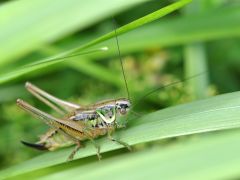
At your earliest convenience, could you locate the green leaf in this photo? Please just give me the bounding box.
[70,0,192,52]
[40,130,240,180]
[0,0,192,85]
[114,5,240,53]
[36,4,240,66]
[0,0,148,67]
[184,43,209,99]
[1,91,240,179]
[0,47,108,84]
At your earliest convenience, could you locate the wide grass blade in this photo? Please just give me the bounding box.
[0,0,192,85]
[1,91,240,179]
[0,0,148,67]
[40,130,240,180]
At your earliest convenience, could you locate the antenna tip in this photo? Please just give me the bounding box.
[101,46,109,51]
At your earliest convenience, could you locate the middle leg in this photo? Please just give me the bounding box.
[107,128,132,151]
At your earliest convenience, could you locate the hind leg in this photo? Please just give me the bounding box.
[21,128,74,151]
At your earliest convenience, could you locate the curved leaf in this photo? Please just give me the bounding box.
[1,91,240,179]
[0,0,147,66]
[40,130,240,180]
[0,0,192,84]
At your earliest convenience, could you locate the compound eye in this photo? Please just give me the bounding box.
[120,108,127,115]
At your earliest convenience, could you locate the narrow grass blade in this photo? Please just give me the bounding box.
[183,0,209,100]
[66,60,123,88]
[105,5,240,55]
[0,47,107,84]
[184,43,209,99]
[68,0,192,53]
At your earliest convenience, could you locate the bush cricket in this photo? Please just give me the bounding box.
[17,20,132,161]
[17,83,131,160]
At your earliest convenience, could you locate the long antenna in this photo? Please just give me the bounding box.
[132,71,207,109]
[112,17,131,101]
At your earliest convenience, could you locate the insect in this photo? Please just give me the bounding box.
[17,20,132,161]
[17,82,131,160]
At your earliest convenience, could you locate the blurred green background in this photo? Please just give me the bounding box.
[0,0,240,179]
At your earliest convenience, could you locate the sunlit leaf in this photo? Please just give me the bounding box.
[1,91,240,179]
[0,0,192,84]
